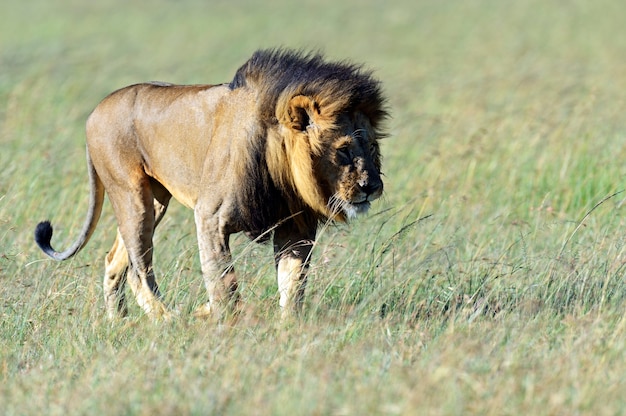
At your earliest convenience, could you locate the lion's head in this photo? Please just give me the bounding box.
[231,49,388,226]
[278,95,384,221]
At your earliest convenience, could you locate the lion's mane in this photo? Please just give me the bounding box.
[226,49,387,239]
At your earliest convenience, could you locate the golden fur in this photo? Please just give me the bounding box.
[35,49,388,320]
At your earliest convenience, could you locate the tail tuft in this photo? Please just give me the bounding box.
[35,221,55,255]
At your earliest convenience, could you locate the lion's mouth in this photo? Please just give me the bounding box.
[342,200,371,219]
[328,195,373,219]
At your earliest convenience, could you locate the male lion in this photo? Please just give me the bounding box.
[35,49,387,321]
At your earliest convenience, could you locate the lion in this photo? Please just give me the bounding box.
[35,49,388,321]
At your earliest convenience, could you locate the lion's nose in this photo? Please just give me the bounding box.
[359,175,383,200]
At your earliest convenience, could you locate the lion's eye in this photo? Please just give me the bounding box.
[337,147,352,163]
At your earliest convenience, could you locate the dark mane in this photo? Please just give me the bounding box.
[229,49,388,239]
[229,49,388,131]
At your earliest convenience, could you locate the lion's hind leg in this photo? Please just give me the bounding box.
[104,229,129,319]
[105,177,172,320]
[103,196,170,320]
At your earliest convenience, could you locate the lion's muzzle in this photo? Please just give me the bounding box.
[337,169,383,219]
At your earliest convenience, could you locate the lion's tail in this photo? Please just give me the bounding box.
[35,148,105,261]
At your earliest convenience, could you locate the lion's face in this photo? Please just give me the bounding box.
[313,112,383,220]
[276,94,384,222]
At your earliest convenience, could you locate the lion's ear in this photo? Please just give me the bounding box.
[282,95,320,132]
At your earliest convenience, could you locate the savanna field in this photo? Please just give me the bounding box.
[1,0,625,414]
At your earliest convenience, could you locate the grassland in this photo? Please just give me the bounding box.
[1,0,625,414]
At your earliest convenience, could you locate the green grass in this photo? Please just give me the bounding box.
[2,0,626,414]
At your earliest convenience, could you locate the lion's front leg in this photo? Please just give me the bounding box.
[273,226,315,320]
[194,211,239,321]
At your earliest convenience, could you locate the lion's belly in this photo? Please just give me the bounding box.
[144,163,200,209]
